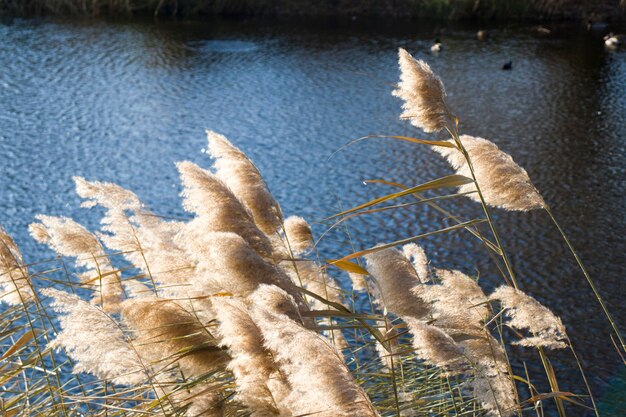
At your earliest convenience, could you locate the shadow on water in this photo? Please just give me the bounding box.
[0,15,625,415]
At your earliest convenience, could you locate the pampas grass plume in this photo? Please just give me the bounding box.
[177,160,273,258]
[121,297,229,376]
[0,227,34,305]
[404,318,467,371]
[213,297,286,416]
[393,48,450,133]
[434,135,546,211]
[283,216,314,255]
[29,215,123,311]
[191,231,298,300]
[44,288,147,385]
[74,176,141,210]
[206,131,283,235]
[402,243,430,283]
[348,271,368,292]
[414,268,490,332]
[365,247,429,319]
[490,285,567,349]
[471,366,517,417]
[250,284,380,417]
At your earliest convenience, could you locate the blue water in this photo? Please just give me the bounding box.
[1,16,624,415]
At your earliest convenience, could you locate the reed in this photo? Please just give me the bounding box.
[0,47,621,417]
[0,0,621,19]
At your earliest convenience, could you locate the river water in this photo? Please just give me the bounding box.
[0,16,624,415]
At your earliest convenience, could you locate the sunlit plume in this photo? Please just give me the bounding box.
[0,227,34,305]
[206,131,283,235]
[250,284,381,417]
[490,285,568,349]
[393,48,450,133]
[402,243,430,283]
[214,297,288,416]
[73,176,189,293]
[44,288,147,385]
[365,247,429,319]
[433,135,546,211]
[29,215,123,312]
[414,268,490,333]
[176,160,273,258]
[375,324,402,370]
[348,271,368,292]
[189,231,301,304]
[285,259,348,348]
[404,318,467,371]
[282,215,314,256]
[121,297,229,377]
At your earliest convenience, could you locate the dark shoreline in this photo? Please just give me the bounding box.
[1,0,625,22]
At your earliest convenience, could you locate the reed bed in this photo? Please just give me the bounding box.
[0,0,623,19]
[0,48,623,417]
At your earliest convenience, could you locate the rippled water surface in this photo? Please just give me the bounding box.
[1,16,625,415]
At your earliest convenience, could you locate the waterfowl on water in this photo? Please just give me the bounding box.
[604,33,624,49]
[502,61,512,70]
[532,26,551,36]
[477,30,489,41]
[430,38,442,53]
[586,19,608,32]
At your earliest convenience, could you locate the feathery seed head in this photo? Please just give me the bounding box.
[177,161,273,258]
[412,269,490,361]
[490,286,567,349]
[471,365,517,417]
[348,271,368,292]
[283,216,314,255]
[393,48,450,133]
[191,231,296,299]
[213,297,285,415]
[433,135,546,211]
[206,131,283,235]
[121,297,229,376]
[376,325,402,370]
[250,284,381,417]
[28,222,50,244]
[365,247,429,319]
[44,288,147,385]
[31,216,105,262]
[30,215,123,312]
[74,176,142,210]
[404,318,467,371]
[402,243,430,283]
[251,284,301,322]
[0,227,34,305]
[287,260,345,309]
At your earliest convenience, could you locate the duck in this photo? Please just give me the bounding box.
[604,33,624,49]
[430,38,443,53]
[532,26,551,36]
[477,30,489,41]
[586,19,609,32]
[502,61,513,70]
